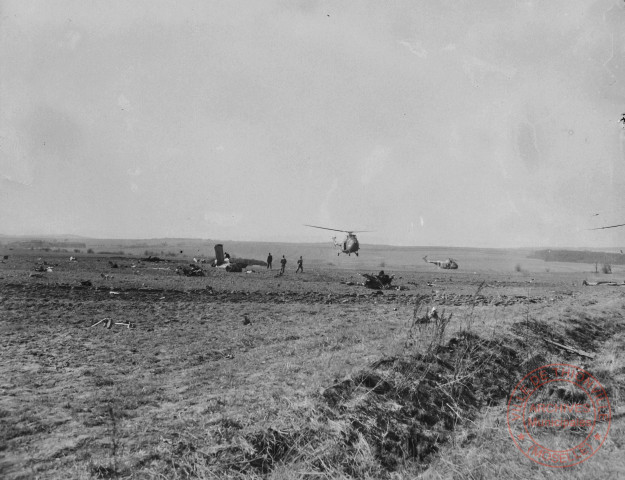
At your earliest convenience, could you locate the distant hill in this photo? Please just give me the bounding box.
[529,249,625,265]
[6,239,87,249]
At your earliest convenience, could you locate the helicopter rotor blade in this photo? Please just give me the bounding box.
[305,224,373,234]
[304,224,352,234]
[588,222,625,231]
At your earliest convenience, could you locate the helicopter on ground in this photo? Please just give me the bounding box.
[423,255,458,269]
[305,225,369,256]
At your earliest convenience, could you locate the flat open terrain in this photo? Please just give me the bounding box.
[1,245,624,479]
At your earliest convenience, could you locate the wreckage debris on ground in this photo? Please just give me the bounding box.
[141,256,167,262]
[90,317,135,329]
[176,264,206,277]
[225,262,247,272]
[582,279,625,286]
[361,271,395,289]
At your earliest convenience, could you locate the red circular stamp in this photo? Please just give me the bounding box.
[507,363,611,467]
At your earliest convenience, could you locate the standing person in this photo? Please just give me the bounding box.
[296,256,303,273]
[280,255,287,274]
[267,253,273,270]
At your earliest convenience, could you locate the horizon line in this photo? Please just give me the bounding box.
[0,233,623,251]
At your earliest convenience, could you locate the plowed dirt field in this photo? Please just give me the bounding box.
[1,251,624,479]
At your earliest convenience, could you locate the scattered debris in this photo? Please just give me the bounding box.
[80,280,93,287]
[90,318,134,329]
[108,261,119,268]
[193,257,210,264]
[142,256,165,262]
[225,263,246,273]
[582,279,625,286]
[33,265,53,273]
[413,306,441,324]
[362,271,395,289]
[423,255,458,269]
[543,339,595,359]
[176,264,205,277]
[211,255,247,272]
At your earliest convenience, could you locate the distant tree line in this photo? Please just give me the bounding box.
[8,240,87,249]
[530,249,625,266]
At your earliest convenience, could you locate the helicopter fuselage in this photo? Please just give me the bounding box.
[333,234,359,256]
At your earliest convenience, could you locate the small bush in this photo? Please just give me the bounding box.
[514,263,522,272]
[87,248,94,254]
[602,263,612,274]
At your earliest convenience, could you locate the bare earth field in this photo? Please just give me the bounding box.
[1,246,624,479]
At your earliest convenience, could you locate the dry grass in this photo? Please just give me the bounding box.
[420,328,625,480]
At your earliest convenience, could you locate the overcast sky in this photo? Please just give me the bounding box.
[1,0,624,247]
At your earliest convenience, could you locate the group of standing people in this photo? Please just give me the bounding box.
[266,253,303,274]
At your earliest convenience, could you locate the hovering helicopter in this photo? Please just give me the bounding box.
[305,224,370,256]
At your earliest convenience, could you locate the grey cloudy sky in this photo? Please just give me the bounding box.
[1,0,624,247]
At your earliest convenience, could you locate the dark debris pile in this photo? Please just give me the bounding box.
[175,264,205,277]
